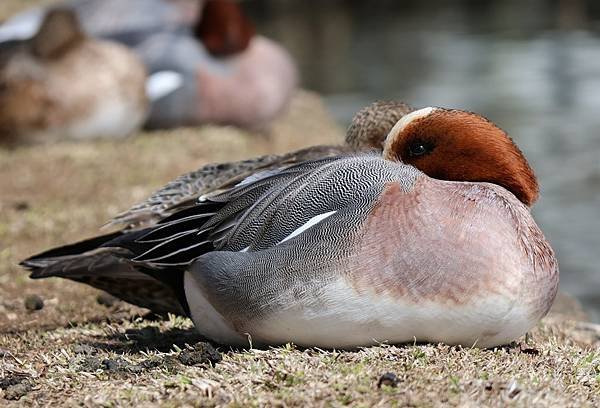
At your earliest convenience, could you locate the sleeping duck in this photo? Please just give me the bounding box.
[22,102,558,348]
[0,8,147,145]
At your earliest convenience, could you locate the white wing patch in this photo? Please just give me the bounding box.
[146,71,184,101]
[278,211,337,245]
[0,12,43,43]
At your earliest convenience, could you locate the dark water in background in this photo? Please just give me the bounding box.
[247,0,600,320]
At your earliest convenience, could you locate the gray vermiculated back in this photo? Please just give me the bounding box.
[189,155,421,320]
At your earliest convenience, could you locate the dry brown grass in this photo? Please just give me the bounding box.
[1,1,599,406]
[0,312,598,406]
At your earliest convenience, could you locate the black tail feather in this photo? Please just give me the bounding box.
[18,201,225,316]
[19,230,189,316]
[20,231,124,270]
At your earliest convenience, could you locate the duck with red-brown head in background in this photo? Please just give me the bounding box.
[141,0,298,129]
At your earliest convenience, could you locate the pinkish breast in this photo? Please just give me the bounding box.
[343,176,558,321]
[196,36,298,128]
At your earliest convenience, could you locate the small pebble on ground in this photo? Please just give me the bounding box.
[377,372,399,388]
[96,293,118,307]
[178,342,222,366]
[24,294,44,311]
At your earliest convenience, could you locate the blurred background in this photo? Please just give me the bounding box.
[0,0,598,322]
[242,0,600,321]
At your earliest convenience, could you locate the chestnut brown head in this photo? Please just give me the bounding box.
[194,0,255,57]
[383,107,539,206]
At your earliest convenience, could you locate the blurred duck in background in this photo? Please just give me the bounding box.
[142,0,298,129]
[0,0,298,133]
[0,0,202,44]
[0,8,148,146]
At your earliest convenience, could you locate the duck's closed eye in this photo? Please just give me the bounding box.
[407,139,434,157]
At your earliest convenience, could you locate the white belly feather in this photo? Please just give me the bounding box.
[185,273,536,348]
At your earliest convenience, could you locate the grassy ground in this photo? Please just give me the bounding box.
[1,2,599,406]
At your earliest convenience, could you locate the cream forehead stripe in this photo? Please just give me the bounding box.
[383,107,436,159]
